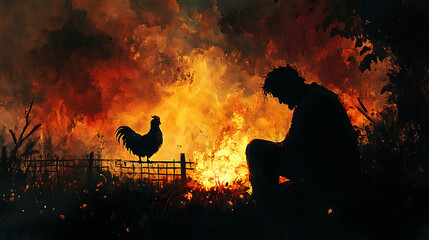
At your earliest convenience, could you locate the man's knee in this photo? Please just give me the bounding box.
[246,139,269,158]
[246,139,267,174]
[246,139,282,174]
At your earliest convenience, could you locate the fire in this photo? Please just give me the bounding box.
[192,112,250,188]
[0,0,392,189]
[149,48,290,189]
[279,176,290,184]
[183,192,193,201]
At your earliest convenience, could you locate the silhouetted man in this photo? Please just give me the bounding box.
[246,66,360,212]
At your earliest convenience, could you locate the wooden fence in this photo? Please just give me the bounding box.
[0,146,194,184]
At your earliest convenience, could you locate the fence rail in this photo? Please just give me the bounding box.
[0,147,193,184]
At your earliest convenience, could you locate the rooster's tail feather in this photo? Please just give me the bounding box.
[115,126,141,154]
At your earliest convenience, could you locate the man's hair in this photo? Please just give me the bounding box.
[262,65,305,96]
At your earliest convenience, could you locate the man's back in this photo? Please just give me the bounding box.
[246,66,361,217]
[283,83,359,184]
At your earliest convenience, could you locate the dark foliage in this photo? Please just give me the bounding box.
[5,101,41,181]
[0,168,260,240]
[325,0,429,143]
[324,5,429,237]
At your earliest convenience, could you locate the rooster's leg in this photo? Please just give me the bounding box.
[138,156,142,163]
[146,156,151,163]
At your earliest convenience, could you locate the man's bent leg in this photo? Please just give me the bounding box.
[246,139,282,205]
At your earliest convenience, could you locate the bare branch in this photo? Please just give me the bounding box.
[21,123,42,145]
[8,101,40,162]
[356,105,374,123]
[357,97,368,113]
[9,129,17,145]
[17,101,33,145]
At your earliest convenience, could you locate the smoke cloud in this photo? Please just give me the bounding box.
[0,0,391,187]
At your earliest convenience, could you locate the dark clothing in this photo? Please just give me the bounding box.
[282,83,359,182]
[246,83,359,206]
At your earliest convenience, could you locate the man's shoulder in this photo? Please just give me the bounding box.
[309,82,336,97]
[295,83,341,115]
[303,83,337,104]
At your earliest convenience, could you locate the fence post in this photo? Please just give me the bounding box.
[56,158,59,183]
[157,164,160,185]
[132,163,135,178]
[1,146,7,177]
[61,157,65,178]
[180,153,187,181]
[165,162,168,182]
[119,159,122,178]
[147,161,150,180]
[87,152,94,182]
[172,159,176,180]
[44,157,47,175]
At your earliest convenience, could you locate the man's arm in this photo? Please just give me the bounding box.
[281,93,334,153]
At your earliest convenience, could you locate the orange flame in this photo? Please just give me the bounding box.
[0,0,392,190]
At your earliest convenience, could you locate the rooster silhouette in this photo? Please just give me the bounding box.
[116,115,163,163]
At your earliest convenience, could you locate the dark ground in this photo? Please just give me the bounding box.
[1,168,429,240]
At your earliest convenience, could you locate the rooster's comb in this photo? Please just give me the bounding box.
[152,115,160,120]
